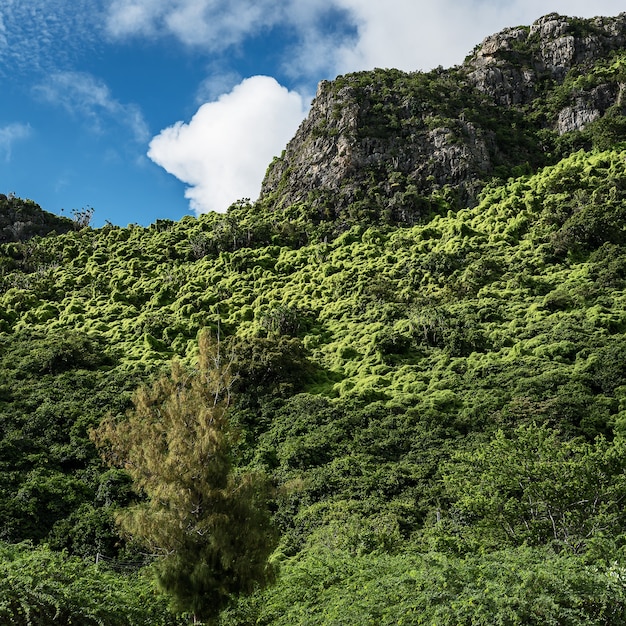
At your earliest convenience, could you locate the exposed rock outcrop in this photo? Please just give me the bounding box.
[259,13,626,226]
[467,13,626,103]
[0,196,73,243]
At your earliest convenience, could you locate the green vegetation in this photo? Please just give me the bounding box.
[93,332,277,623]
[3,147,626,623]
[0,541,183,625]
[5,19,626,621]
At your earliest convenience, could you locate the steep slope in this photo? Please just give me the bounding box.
[4,11,626,626]
[3,150,626,623]
[260,13,626,229]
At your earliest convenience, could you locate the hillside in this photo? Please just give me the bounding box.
[3,12,626,626]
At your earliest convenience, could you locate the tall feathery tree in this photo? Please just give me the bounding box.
[92,332,277,624]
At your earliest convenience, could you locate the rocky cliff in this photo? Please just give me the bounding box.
[0,195,73,243]
[259,13,626,227]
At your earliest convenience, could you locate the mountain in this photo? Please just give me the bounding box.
[261,12,626,228]
[3,12,626,626]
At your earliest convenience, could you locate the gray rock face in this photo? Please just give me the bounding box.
[261,74,495,219]
[0,196,74,243]
[467,13,626,103]
[276,81,359,204]
[557,83,620,134]
[260,13,626,222]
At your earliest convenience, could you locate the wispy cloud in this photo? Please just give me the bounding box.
[0,0,102,75]
[33,71,150,143]
[3,0,624,82]
[0,123,31,161]
[148,76,307,214]
[106,0,283,48]
[104,0,626,81]
[195,70,243,105]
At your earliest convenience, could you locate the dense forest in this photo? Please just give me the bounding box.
[4,12,626,626]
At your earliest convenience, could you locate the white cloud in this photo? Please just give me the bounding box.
[106,0,283,48]
[0,0,101,75]
[0,123,31,161]
[330,0,497,73]
[104,1,626,79]
[330,0,626,74]
[147,75,308,214]
[104,0,165,37]
[34,71,149,143]
[0,14,8,51]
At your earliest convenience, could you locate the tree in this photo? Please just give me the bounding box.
[92,332,278,624]
[442,424,626,554]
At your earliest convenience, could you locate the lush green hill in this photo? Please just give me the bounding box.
[4,13,626,626]
[4,148,626,623]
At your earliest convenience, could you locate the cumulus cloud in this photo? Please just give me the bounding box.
[0,123,31,161]
[147,76,308,214]
[34,71,149,142]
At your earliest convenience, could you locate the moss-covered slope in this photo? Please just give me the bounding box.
[3,149,626,623]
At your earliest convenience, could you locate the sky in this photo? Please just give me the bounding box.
[0,1,625,227]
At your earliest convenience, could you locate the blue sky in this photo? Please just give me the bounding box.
[1,0,625,227]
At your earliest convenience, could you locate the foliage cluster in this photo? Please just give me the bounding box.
[0,541,183,625]
[3,147,626,621]
[223,546,626,625]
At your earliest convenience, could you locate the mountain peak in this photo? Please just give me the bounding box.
[259,13,626,231]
